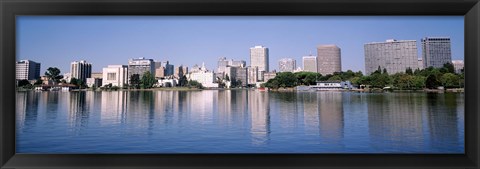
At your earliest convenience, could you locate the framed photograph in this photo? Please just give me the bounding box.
[1,0,479,168]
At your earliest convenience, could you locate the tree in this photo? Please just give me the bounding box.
[441,73,460,88]
[70,78,78,85]
[275,72,298,88]
[393,73,414,89]
[443,62,455,74]
[382,68,388,75]
[350,76,361,86]
[188,80,203,89]
[405,67,413,75]
[178,75,188,87]
[129,74,140,89]
[369,73,391,88]
[140,71,156,89]
[328,75,342,81]
[17,79,31,87]
[76,79,86,89]
[426,74,441,89]
[377,66,382,73]
[225,74,230,81]
[34,78,43,85]
[412,76,426,89]
[45,67,63,84]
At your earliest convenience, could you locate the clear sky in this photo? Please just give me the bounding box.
[17,16,464,75]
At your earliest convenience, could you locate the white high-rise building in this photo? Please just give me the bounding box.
[302,56,317,73]
[422,37,452,68]
[102,65,128,87]
[16,60,41,80]
[70,60,92,82]
[364,39,418,75]
[317,45,341,76]
[250,46,269,82]
[278,58,296,72]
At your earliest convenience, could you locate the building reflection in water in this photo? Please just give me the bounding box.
[367,93,425,151]
[100,91,128,125]
[275,92,299,130]
[317,92,344,148]
[248,90,270,145]
[301,92,320,135]
[426,93,460,151]
[68,92,90,132]
[188,91,216,124]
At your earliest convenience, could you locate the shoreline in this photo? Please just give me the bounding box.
[18,87,464,93]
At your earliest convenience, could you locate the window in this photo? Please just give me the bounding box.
[107,73,116,80]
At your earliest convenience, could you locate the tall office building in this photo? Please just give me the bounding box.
[317,45,341,75]
[162,61,174,76]
[452,60,464,74]
[422,37,452,68]
[364,39,418,75]
[128,57,154,82]
[278,58,296,72]
[70,60,92,82]
[16,60,41,80]
[302,56,317,73]
[250,45,269,73]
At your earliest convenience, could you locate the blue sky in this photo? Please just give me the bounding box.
[17,16,464,74]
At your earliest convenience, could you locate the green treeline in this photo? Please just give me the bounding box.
[263,63,464,90]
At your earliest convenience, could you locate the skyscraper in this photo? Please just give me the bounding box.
[302,55,317,73]
[278,58,296,72]
[128,57,154,82]
[16,60,41,80]
[162,61,174,76]
[422,37,452,68]
[317,45,341,75]
[250,45,269,73]
[364,39,418,75]
[70,60,92,82]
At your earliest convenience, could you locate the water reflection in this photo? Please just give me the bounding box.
[16,90,464,153]
[318,92,344,149]
[248,90,270,145]
[426,93,460,152]
[367,93,425,152]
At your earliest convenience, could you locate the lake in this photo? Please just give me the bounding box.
[16,90,464,153]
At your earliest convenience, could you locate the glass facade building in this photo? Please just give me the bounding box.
[421,37,452,68]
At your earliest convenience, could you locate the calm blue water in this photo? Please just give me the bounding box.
[16,90,464,153]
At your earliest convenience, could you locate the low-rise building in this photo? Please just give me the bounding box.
[86,78,103,88]
[309,81,352,91]
[157,78,178,87]
[452,60,464,74]
[187,63,219,88]
[263,71,277,82]
[102,65,128,87]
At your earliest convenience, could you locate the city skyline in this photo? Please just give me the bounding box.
[17,16,464,74]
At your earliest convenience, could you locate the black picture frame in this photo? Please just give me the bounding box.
[1,0,479,168]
